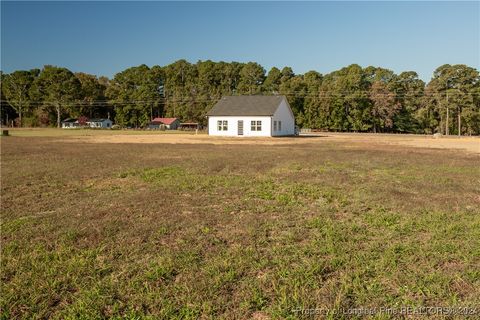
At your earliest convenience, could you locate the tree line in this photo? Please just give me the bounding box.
[1,61,479,134]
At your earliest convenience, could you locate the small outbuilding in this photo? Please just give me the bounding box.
[87,118,113,128]
[148,117,180,130]
[206,95,295,137]
[179,122,201,131]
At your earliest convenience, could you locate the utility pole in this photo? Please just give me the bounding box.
[445,74,462,136]
[456,89,462,136]
[458,106,461,136]
[446,90,449,136]
[445,78,452,136]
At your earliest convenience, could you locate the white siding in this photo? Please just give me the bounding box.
[271,98,295,136]
[207,97,295,137]
[208,116,272,137]
[87,120,113,128]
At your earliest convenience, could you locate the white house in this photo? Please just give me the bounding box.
[206,95,295,137]
[61,118,80,128]
[87,118,113,128]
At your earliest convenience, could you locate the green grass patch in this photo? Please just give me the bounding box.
[2,137,479,319]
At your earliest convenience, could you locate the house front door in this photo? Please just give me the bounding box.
[238,120,244,135]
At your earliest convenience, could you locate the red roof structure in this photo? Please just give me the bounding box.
[151,117,178,125]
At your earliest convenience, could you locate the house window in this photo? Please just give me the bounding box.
[274,121,277,131]
[217,120,228,131]
[278,121,282,131]
[251,120,262,131]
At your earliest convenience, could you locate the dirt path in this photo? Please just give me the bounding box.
[60,132,480,154]
[323,133,480,154]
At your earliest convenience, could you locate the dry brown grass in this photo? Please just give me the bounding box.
[70,133,480,154]
[6,128,480,154]
[1,132,479,319]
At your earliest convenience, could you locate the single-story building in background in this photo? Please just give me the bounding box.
[206,95,295,137]
[62,118,113,129]
[87,118,113,128]
[61,118,80,128]
[179,122,201,130]
[148,117,180,130]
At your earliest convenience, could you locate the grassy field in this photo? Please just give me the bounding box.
[1,131,479,319]
[3,128,194,137]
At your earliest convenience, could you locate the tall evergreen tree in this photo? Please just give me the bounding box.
[263,67,282,94]
[1,69,39,126]
[424,64,479,135]
[30,66,81,128]
[238,62,265,94]
[391,72,425,133]
[3,60,478,132]
[75,72,108,118]
[106,64,163,127]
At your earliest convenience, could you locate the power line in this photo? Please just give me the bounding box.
[2,90,479,107]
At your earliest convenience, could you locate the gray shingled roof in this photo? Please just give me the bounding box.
[206,95,285,116]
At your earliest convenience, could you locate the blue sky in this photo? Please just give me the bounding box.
[1,1,479,81]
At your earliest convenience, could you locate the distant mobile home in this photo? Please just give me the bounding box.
[206,95,295,137]
[87,119,113,128]
[62,118,112,129]
[61,118,80,129]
